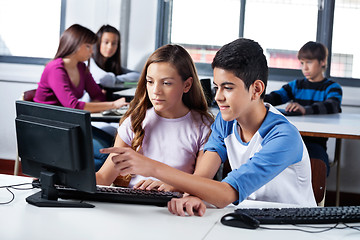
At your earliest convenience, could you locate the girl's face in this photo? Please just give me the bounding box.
[146,62,192,118]
[76,43,93,62]
[100,32,119,58]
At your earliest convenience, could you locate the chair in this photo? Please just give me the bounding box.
[310,158,327,206]
[14,89,37,175]
[220,157,327,206]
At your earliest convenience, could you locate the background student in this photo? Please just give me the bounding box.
[33,24,128,171]
[264,41,343,175]
[96,44,213,189]
[100,38,316,216]
[87,24,140,137]
[90,24,140,88]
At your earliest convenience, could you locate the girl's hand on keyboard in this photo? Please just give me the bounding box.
[168,196,206,217]
[134,179,175,192]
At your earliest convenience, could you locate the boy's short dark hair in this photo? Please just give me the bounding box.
[297,41,328,69]
[211,38,268,99]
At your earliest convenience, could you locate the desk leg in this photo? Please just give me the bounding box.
[335,138,342,206]
[14,154,19,176]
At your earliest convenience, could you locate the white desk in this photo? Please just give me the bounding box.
[288,113,360,206]
[1,174,359,240]
[0,174,228,240]
[287,113,360,139]
[114,87,136,97]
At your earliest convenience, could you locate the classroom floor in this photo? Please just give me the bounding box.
[1,158,360,206]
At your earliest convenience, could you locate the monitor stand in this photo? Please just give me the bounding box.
[26,171,94,208]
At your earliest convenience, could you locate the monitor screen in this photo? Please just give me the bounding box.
[15,100,96,207]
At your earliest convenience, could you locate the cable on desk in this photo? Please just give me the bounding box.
[0,182,33,205]
[343,223,360,232]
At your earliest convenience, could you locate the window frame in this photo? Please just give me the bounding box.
[0,0,66,65]
[156,0,360,87]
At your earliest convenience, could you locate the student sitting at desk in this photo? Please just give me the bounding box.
[264,41,343,176]
[33,24,128,171]
[96,44,213,189]
[87,25,140,138]
[90,24,140,88]
[100,38,317,216]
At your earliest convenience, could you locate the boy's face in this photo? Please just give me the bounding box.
[299,58,325,82]
[213,67,253,122]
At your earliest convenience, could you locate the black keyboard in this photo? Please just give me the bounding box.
[236,206,360,224]
[56,185,183,207]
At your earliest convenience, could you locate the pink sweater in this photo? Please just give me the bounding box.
[34,58,105,109]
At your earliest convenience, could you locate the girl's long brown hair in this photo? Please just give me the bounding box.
[54,24,97,66]
[120,44,214,151]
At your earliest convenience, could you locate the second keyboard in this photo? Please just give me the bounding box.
[236,206,360,224]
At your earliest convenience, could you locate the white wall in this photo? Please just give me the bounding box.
[127,0,158,72]
[0,63,43,160]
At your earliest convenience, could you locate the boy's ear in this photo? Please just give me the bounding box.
[183,77,193,93]
[251,80,265,100]
[320,60,326,69]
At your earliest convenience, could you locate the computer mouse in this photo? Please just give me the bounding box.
[221,212,260,229]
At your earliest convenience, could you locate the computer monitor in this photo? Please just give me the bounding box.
[15,100,96,208]
[200,78,214,107]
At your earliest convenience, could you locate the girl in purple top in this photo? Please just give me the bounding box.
[33,24,128,171]
[34,24,127,113]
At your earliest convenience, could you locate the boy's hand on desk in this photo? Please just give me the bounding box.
[134,179,175,192]
[100,147,155,177]
[285,102,305,115]
[168,196,206,217]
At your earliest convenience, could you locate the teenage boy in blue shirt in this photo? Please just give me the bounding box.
[264,41,343,176]
[101,38,316,216]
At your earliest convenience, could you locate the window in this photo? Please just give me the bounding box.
[171,0,240,64]
[167,0,318,71]
[0,0,63,63]
[332,0,360,79]
[244,0,318,70]
[160,0,360,84]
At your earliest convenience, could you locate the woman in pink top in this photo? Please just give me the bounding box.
[34,24,127,113]
[34,24,128,171]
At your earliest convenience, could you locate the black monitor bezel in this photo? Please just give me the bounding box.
[15,100,96,207]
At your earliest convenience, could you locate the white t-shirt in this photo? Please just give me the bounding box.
[89,58,140,87]
[205,103,316,207]
[118,107,211,187]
